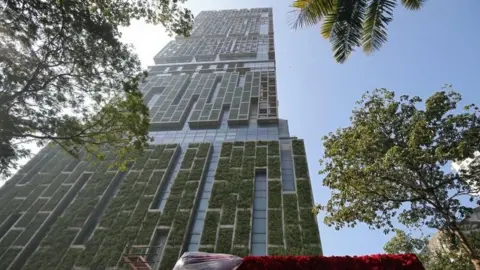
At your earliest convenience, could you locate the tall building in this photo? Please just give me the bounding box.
[0,8,322,270]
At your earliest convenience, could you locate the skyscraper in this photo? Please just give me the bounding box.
[0,8,322,270]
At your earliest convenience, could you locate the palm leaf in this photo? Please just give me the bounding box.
[329,0,368,63]
[290,0,336,29]
[401,0,427,10]
[320,1,339,39]
[362,0,396,54]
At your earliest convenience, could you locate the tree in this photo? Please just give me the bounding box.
[384,229,479,270]
[290,0,427,63]
[317,87,480,269]
[0,0,193,179]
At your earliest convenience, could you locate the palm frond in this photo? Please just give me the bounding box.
[290,0,336,29]
[320,1,339,39]
[329,0,368,63]
[401,0,427,10]
[362,0,396,54]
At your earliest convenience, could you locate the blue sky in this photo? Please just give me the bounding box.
[124,0,480,256]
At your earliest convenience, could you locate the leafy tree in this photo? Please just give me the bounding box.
[290,0,427,63]
[384,229,480,270]
[0,0,193,178]
[317,87,480,269]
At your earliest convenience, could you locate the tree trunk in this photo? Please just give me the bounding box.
[451,226,480,270]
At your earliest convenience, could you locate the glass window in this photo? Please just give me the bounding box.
[193,221,203,233]
[254,198,267,209]
[188,243,199,252]
[254,210,266,218]
[255,190,266,198]
[190,234,201,244]
[253,218,267,233]
[196,211,206,219]
[283,181,295,191]
[252,243,266,256]
[252,233,266,243]
[199,198,209,210]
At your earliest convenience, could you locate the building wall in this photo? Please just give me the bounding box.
[0,8,321,270]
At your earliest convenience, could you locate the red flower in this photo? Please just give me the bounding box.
[237,254,424,270]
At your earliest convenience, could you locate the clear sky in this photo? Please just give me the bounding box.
[5,0,480,257]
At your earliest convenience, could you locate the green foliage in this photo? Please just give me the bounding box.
[268,181,282,208]
[167,211,189,246]
[182,149,197,169]
[257,141,267,146]
[220,195,237,225]
[255,147,267,167]
[234,210,251,246]
[157,148,177,169]
[268,157,281,179]
[299,209,320,245]
[179,181,199,209]
[267,141,280,156]
[269,247,287,255]
[244,142,256,156]
[296,180,313,207]
[150,145,166,159]
[283,194,299,224]
[238,180,253,208]
[230,148,244,167]
[285,224,302,249]
[319,88,480,268]
[201,211,220,245]
[144,160,158,171]
[144,170,165,196]
[291,0,424,63]
[269,210,284,245]
[197,143,211,158]
[210,182,227,209]
[216,228,234,253]
[215,159,230,180]
[232,247,249,257]
[241,157,255,179]
[293,156,308,179]
[159,247,181,270]
[220,143,233,157]
[292,139,306,156]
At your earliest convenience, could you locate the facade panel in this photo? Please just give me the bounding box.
[0,8,321,270]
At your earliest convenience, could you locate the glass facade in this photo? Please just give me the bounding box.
[0,8,321,270]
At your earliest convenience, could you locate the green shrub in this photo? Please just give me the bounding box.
[267,157,281,179]
[268,181,281,209]
[232,247,249,257]
[157,149,176,169]
[296,180,313,207]
[216,228,233,253]
[189,169,203,181]
[255,147,267,167]
[144,160,158,171]
[179,181,199,209]
[201,211,219,245]
[244,142,256,156]
[167,211,189,246]
[292,139,306,156]
[215,159,230,180]
[138,170,153,183]
[268,210,284,245]
[234,210,250,246]
[182,149,197,169]
[197,143,211,158]
[230,148,244,168]
[159,247,180,270]
[166,144,178,149]
[144,171,165,196]
[269,247,286,255]
[285,224,302,250]
[238,181,253,208]
[56,248,81,270]
[0,230,22,247]
[283,194,299,225]
[150,145,166,159]
[209,182,227,208]
[199,247,215,253]
[193,158,206,170]
[294,156,308,179]
[267,141,280,156]
[299,209,320,245]
[220,143,233,157]
[257,141,267,146]
[302,245,322,255]
[220,194,237,225]
[241,157,255,179]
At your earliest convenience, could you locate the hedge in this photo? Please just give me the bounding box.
[291,139,306,156]
[216,228,233,253]
[201,211,219,245]
[296,180,313,207]
[294,156,308,179]
[267,157,281,179]
[237,254,425,270]
[268,210,284,245]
